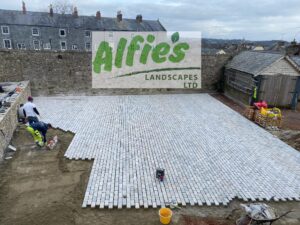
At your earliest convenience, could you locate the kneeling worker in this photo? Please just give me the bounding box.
[27,121,53,147]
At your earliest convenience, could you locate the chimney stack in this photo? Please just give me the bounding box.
[117,10,122,22]
[73,7,78,18]
[136,14,142,23]
[49,4,53,17]
[96,11,101,20]
[22,1,26,14]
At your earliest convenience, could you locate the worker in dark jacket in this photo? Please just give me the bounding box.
[27,121,52,146]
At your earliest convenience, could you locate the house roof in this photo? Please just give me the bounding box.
[226,51,284,75]
[0,9,166,31]
[202,48,219,55]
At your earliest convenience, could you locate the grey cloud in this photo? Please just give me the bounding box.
[1,0,300,40]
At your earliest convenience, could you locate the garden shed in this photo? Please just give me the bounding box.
[224,51,300,109]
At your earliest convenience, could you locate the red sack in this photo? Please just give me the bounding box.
[254,101,268,109]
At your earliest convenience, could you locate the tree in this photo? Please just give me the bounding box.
[51,0,74,14]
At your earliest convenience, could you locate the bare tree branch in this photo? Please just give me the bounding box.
[51,0,74,14]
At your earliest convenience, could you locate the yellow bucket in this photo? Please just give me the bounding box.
[159,208,173,224]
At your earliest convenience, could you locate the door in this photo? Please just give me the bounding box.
[259,75,298,107]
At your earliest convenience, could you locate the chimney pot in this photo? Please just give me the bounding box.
[136,14,142,23]
[73,6,78,17]
[22,1,26,14]
[96,11,101,20]
[117,10,122,22]
[49,4,53,17]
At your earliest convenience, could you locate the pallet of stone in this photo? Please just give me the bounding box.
[243,106,255,120]
[254,110,282,128]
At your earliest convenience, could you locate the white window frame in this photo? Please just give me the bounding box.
[43,43,51,50]
[33,40,40,50]
[72,44,78,50]
[60,41,67,51]
[59,29,66,37]
[32,28,40,36]
[3,39,12,49]
[85,42,91,51]
[85,30,91,37]
[1,26,9,35]
[17,43,26,50]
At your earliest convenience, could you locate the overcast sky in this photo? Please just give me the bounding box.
[1,0,300,41]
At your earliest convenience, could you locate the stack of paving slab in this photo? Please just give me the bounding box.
[35,94,300,209]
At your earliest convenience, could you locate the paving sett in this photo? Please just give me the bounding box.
[35,94,300,209]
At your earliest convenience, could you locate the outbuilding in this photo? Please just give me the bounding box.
[224,51,300,109]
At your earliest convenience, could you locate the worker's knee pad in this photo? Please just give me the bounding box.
[34,131,43,143]
[34,130,42,138]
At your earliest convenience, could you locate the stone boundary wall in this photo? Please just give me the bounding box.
[0,50,232,96]
[0,81,31,160]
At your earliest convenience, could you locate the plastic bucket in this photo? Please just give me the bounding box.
[159,208,172,224]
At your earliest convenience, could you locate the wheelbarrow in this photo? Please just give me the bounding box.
[236,210,293,225]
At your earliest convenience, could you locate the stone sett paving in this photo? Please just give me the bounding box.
[35,94,300,209]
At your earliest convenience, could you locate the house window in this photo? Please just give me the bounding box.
[1,26,9,35]
[85,30,91,37]
[60,41,67,50]
[32,28,39,36]
[17,43,26,50]
[43,43,51,50]
[33,40,40,50]
[85,42,91,51]
[59,29,66,37]
[72,44,78,50]
[3,39,12,49]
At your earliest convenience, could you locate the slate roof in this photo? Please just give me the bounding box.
[0,9,166,31]
[226,51,284,75]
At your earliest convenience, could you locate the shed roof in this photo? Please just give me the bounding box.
[0,9,166,31]
[226,51,284,75]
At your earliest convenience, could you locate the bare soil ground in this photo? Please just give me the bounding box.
[211,93,300,151]
[0,125,237,225]
[182,216,229,225]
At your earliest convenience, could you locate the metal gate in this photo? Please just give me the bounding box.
[258,75,298,107]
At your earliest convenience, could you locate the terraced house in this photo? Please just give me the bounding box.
[0,3,166,51]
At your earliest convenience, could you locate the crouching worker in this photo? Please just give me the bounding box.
[26,122,53,147]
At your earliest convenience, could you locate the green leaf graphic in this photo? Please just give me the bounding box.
[171,32,180,43]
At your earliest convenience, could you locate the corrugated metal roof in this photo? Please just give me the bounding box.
[226,51,283,75]
[0,9,166,31]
